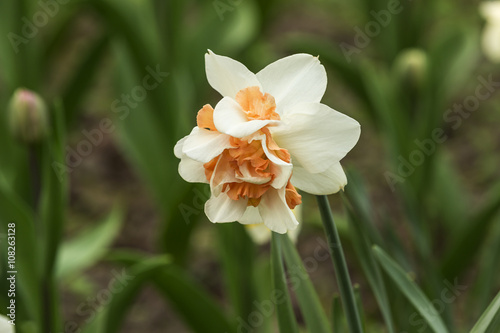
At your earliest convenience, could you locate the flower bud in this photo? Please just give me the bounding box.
[8,88,49,144]
[393,49,428,93]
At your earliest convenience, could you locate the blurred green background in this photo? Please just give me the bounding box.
[0,0,500,332]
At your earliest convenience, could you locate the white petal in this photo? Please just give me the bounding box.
[482,24,500,63]
[182,127,232,163]
[480,2,500,21]
[178,157,208,183]
[239,206,263,224]
[205,192,247,223]
[272,103,360,174]
[174,136,187,158]
[0,314,13,333]
[256,54,327,115]
[291,162,347,195]
[205,50,261,98]
[258,188,299,234]
[213,97,279,138]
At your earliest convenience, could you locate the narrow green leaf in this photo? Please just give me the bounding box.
[61,34,110,126]
[107,250,237,333]
[354,285,366,332]
[442,183,500,280]
[331,294,345,333]
[271,233,299,333]
[344,200,395,333]
[0,180,41,325]
[470,290,500,333]
[217,223,258,319]
[281,236,331,333]
[373,246,449,333]
[56,206,123,279]
[41,100,67,274]
[153,266,237,333]
[104,255,171,333]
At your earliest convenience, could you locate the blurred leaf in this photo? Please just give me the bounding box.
[41,101,67,275]
[345,204,395,333]
[217,223,258,319]
[154,266,237,333]
[470,290,500,333]
[473,219,500,316]
[0,179,41,325]
[427,154,467,235]
[108,250,237,333]
[104,255,171,333]
[38,100,67,333]
[361,61,409,158]
[61,34,111,126]
[373,246,449,333]
[354,285,366,332]
[56,205,123,279]
[429,27,480,107]
[281,236,331,333]
[441,183,500,280]
[271,233,299,333]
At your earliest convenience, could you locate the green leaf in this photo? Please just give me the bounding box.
[441,183,500,280]
[354,285,366,332]
[61,34,111,126]
[107,250,237,333]
[373,246,449,333]
[56,206,123,279]
[281,236,331,333]
[153,266,237,333]
[0,179,41,325]
[331,294,346,333]
[104,255,171,333]
[217,223,258,319]
[271,233,299,333]
[470,290,500,333]
[345,206,395,333]
[41,100,67,274]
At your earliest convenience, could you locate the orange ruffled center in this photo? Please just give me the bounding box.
[198,87,301,209]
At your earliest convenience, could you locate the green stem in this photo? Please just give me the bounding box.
[316,195,363,333]
[29,146,52,333]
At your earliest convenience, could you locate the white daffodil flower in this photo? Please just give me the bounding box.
[175,50,360,234]
[480,1,500,63]
[0,314,14,333]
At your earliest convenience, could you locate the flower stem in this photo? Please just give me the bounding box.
[316,195,363,333]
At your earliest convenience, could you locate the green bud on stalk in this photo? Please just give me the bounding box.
[393,48,428,93]
[8,88,49,144]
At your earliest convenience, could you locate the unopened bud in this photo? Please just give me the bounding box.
[393,49,428,93]
[8,88,48,144]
